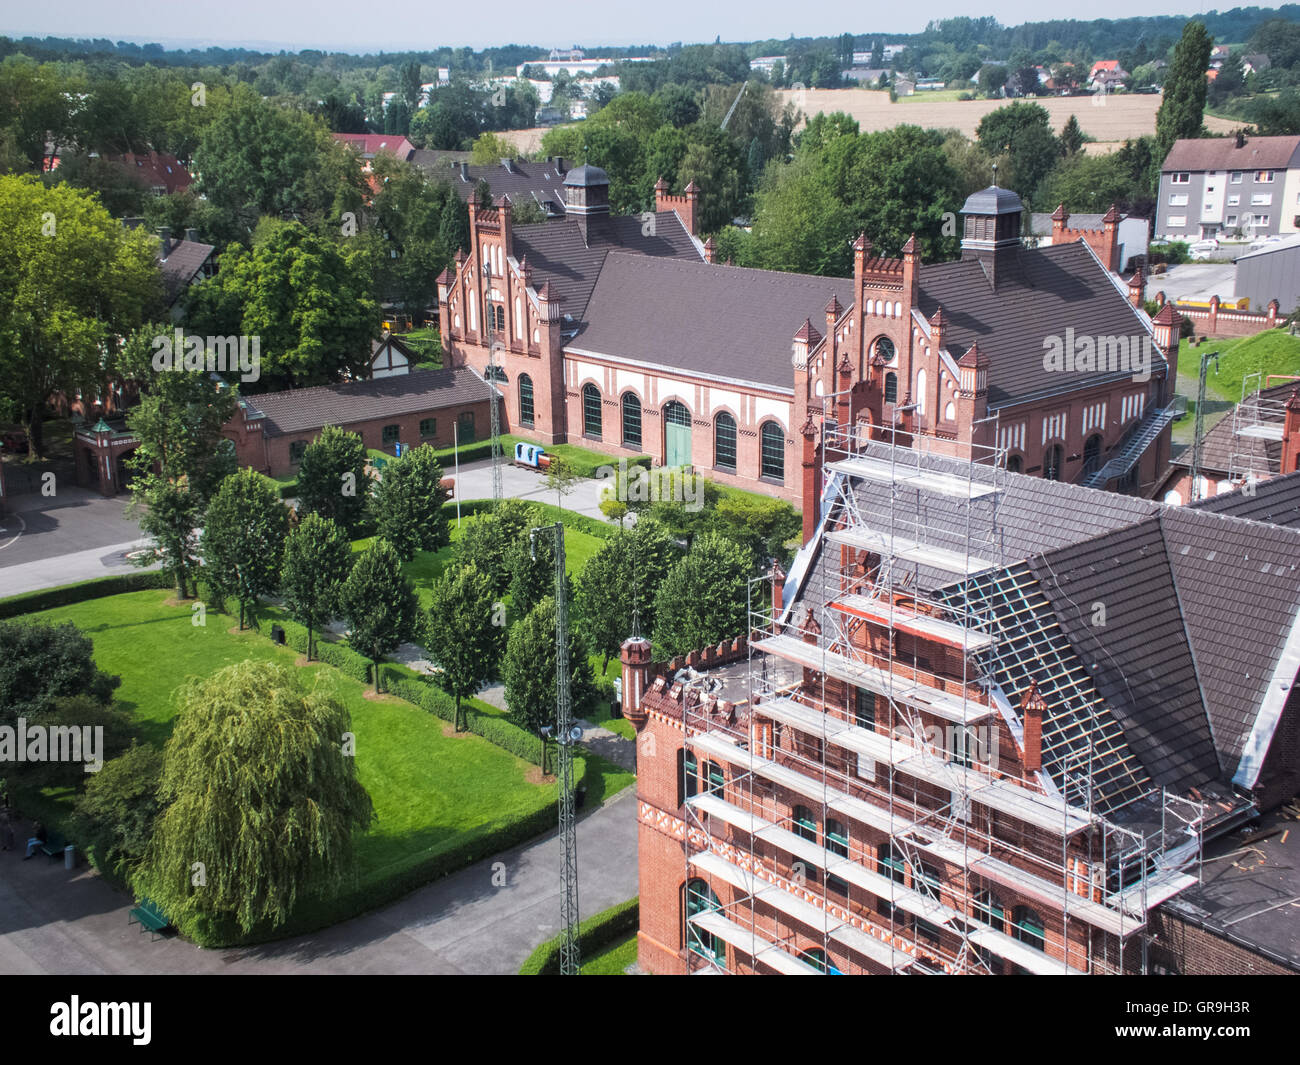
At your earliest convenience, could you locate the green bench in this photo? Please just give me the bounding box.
[128,898,170,939]
[39,832,66,860]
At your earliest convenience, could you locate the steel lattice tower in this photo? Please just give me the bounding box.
[532,522,579,974]
[483,261,503,509]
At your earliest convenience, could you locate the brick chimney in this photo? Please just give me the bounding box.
[1100,205,1121,273]
[1051,204,1067,243]
[1283,389,1300,475]
[901,233,920,304]
[799,412,820,544]
[1020,680,1048,775]
[703,236,717,264]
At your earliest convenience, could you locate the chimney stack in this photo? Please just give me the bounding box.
[1020,680,1048,775]
[157,226,171,257]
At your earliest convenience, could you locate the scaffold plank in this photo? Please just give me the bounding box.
[830,593,998,651]
[688,910,821,974]
[826,526,995,575]
[964,926,1082,975]
[826,455,1002,499]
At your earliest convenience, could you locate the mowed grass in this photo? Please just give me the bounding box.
[27,590,560,883]
[1176,331,1300,404]
[580,933,638,975]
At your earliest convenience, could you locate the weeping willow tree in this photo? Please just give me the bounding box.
[143,660,374,936]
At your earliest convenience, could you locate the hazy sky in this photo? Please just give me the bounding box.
[6,0,1225,53]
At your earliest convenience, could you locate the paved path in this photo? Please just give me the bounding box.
[0,789,637,975]
[448,457,614,521]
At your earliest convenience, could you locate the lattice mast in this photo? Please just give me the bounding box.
[532,522,580,974]
[483,261,503,509]
[1189,349,1219,500]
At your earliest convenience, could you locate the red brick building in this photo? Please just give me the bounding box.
[626,438,1300,975]
[440,170,1177,510]
[224,367,495,480]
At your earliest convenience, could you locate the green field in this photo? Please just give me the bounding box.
[27,591,564,885]
[1176,331,1300,404]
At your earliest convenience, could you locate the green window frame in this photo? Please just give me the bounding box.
[760,421,784,481]
[800,948,828,973]
[419,418,437,438]
[686,879,724,963]
[706,760,725,796]
[518,374,534,429]
[382,424,401,444]
[826,819,849,897]
[289,440,307,464]
[974,890,1005,930]
[793,805,817,842]
[621,392,641,448]
[714,412,737,471]
[583,383,602,438]
[1012,906,1046,952]
[682,749,698,801]
[854,687,876,730]
[884,372,898,404]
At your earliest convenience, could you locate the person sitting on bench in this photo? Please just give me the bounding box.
[23,821,46,860]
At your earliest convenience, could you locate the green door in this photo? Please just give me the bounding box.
[457,410,476,444]
[664,401,692,467]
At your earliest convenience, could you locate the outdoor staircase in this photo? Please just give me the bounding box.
[1078,398,1185,489]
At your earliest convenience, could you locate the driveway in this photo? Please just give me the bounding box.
[447,457,615,522]
[1150,262,1238,304]
[0,790,637,975]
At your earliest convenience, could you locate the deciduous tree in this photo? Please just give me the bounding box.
[280,513,353,660]
[340,538,418,691]
[202,467,291,629]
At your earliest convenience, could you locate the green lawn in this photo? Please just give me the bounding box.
[26,590,562,894]
[1176,331,1300,405]
[580,933,638,975]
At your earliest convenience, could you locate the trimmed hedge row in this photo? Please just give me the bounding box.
[519,896,639,974]
[0,570,173,620]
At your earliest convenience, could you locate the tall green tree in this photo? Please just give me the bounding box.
[575,519,679,672]
[1157,22,1213,159]
[296,425,371,537]
[454,499,540,596]
[0,619,120,728]
[145,660,374,934]
[340,538,418,692]
[503,595,597,764]
[652,531,751,659]
[121,328,239,599]
[74,743,163,874]
[280,513,353,660]
[423,563,504,731]
[975,102,1060,203]
[202,467,291,629]
[0,177,160,458]
[370,443,451,562]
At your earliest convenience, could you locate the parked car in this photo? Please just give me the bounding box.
[1189,239,1221,261]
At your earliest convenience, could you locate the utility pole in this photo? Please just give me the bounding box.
[1189,349,1219,501]
[532,521,580,974]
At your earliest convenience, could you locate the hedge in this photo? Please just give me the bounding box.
[519,896,639,974]
[0,570,173,620]
[445,498,618,542]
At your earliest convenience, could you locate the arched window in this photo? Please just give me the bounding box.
[1012,906,1046,952]
[714,412,737,471]
[582,383,602,438]
[793,805,817,842]
[1082,434,1102,476]
[916,368,927,416]
[760,421,784,481]
[677,748,698,806]
[1007,453,1023,474]
[826,819,849,897]
[493,304,505,332]
[799,947,829,973]
[1044,444,1063,482]
[685,879,724,963]
[884,372,898,404]
[621,392,642,448]
[705,760,725,796]
[518,374,534,428]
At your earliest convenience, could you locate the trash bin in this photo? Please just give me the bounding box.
[64,844,75,870]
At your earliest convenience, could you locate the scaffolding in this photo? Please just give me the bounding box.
[679,394,1205,975]
[1228,371,1299,486]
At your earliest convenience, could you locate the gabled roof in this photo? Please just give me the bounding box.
[157,238,214,306]
[1162,135,1300,174]
[1189,470,1300,529]
[573,255,854,390]
[102,151,193,194]
[1168,379,1295,476]
[244,367,494,437]
[428,157,571,216]
[915,242,1159,408]
[331,133,415,159]
[510,211,701,322]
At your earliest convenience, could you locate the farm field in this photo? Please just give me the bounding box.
[773,88,1239,149]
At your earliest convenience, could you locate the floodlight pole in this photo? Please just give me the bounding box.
[1189,349,1220,501]
[532,521,579,974]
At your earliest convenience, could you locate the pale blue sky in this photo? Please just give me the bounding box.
[5,0,1224,53]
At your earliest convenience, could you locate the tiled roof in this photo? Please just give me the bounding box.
[573,255,854,389]
[915,242,1160,409]
[245,367,496,437]
[1169,380,1294,476]
[1189,470,1300,528]
[102,151,193,194]
[331,133,415,159]
[432,158,572,216]
[157,239,214,306]
[1162,135,1300,174]
[511,211,702,322]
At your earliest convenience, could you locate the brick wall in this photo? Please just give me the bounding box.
[1133,910,1296,975]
